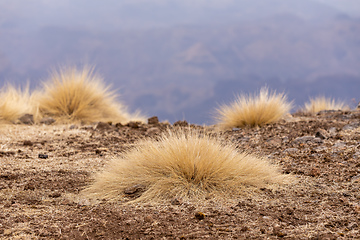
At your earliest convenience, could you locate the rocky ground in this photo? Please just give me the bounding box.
[1,111,360,239]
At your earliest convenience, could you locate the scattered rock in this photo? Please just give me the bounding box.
[283,148,299,154]
[328,127,337,136]
[96,122,112,131]
[144,215,154,223]
[315,129,329,139]
[332,142,347,149]
[293,136,317,144]
[272,226,286,237]
[18,114,34,125]
[124,184,146,196]
[342,123,359,131]
[38,154,48,159]
[148,116,159,124]
[266,137,282,146]
[171,197,182,205]
[40,117,56,125]
[115,122,123,128]
[309,168,321,177]
[146,127,160,135]
[194,212,205,220]
[173,120,188,127]
[23,140,33,146]
[49,191,62,198]
[127,121,140,128]
[69,125,77,130]
[3,229,12,236]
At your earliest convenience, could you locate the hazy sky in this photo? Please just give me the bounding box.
[1,0,360,123]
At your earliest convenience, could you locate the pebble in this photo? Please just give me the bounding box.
[40,117,56,125]
[293,136,322,144]
[18,114,34,125]
[315,129,329,139]
[148,116,159,124]
[173,120,188,127]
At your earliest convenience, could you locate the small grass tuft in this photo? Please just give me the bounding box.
[0,84,33,123]
[82,129,288,203]
[215,87,292,128]
[33,66,143,124]
[302,96,349,114]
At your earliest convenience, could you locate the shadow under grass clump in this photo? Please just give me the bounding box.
[82,129,289,203]
[215,87,292,129]
[33,66,144,124]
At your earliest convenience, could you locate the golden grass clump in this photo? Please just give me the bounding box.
[0,84,33,123]
[33,67,142,124]
[302,96,349,114]
[82,129,287,203]
[215,87,292,128]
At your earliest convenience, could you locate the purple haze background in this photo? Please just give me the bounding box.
[1,0,360,124]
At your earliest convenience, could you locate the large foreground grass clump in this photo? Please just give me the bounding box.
[0,84,33,123]
[33,67,140,124]
[302,96,349,114]
[83,130,287,203]
[215,87,292,128]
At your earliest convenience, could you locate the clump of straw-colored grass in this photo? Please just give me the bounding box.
[215,87,292,128]
[82,129,287,203]
[302,96,349,114]
[0,84,34,123]
[33,67,143,124]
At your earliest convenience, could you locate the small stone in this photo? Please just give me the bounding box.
[18,114,34,125]
[171,197,182,205]
[49,191,62,198]
[292,136,315,144]
[283,148,299,154]
[309,168,321,177]
[148,116,159,124]
[69,125,77,130]
[333,142,347,149]
[3,229,12,235]
[144,215,154,223]
[38,154,48,159]
[124,184,146,195]
[146,127,160,135]
[40,117,56,125]
[173,120,188,127]
[96,122,112,131]
[127,121,140,128]
[273,227,286,237]
[115,122,123,128]
[23,140,33,146]
[194,212,205,220]
[315,129,329,139]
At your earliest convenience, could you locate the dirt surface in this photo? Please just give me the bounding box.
[1,111,360,239]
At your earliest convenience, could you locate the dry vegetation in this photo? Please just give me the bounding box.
[0,66,145,125]
[302,96,349,114]
[215,87,292,129]
[83,129,287,203]
[0,84,33,123]
[1,74,359,238]
[33,67,142,124]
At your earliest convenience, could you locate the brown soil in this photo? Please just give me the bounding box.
[1,111,360,239]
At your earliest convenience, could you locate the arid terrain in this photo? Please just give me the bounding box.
[1,110,360,239]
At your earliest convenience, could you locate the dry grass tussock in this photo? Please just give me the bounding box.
[33,67,144,124]
[0,84,34,123]
[215,87,292,129]
[302,96,349,114]
[83,129,288,203]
